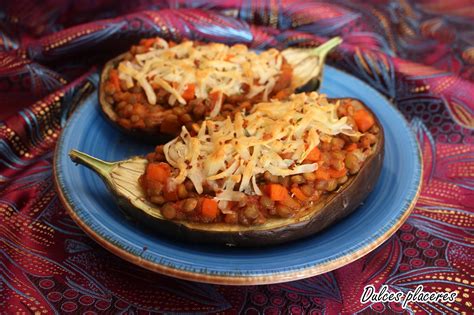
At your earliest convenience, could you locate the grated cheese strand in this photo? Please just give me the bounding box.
[162,92,363,207]
[117,40,284,109]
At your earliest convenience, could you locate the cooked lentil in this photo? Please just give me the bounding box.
[140,98,379,225]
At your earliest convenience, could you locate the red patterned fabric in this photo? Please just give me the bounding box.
[1,1,473,314]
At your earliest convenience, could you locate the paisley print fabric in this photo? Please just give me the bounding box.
[1,1,472,314]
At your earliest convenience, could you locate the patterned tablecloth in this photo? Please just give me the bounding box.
[1,1,473,314]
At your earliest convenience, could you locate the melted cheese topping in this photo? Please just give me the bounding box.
[163,92,362,209]
[117,38,283,117]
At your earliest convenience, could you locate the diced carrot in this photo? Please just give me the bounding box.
[274,88,291,100]
[201,198,218,219]
[140,38,156,48]
[329,167,347,178]
[346,143,358,152]
[314,168,331,180]
[163,185,178,201]
[266,184,289,201]
[182,84,195,101]
[273,63,292,92]
[145,163,170,183]
[306,146,321,161]
[291,187,308,201]
[209,91,221,104]
[109,69,120,91]
[353,109,375,132]
[224,54,234,61]
[208,91,223,112]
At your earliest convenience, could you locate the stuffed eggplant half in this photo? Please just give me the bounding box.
[71,92,383,246]
[100,37,342,138]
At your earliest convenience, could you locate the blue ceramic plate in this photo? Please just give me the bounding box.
[54,66,422,285]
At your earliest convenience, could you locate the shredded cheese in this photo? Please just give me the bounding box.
[163,92,362,207]
[117,40,284,117]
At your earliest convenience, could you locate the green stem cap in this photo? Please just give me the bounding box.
[69,149,114,178]
[312,36,343,60]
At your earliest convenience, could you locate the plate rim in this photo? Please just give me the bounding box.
[53,66,423,285]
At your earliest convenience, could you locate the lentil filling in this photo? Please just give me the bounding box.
[102,38,294,135]
[139,93,380,226]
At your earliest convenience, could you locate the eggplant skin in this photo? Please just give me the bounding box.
[110,98,384,247]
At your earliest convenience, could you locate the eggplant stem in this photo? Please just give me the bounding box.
[311,36,342,60]
[69,149,115,178]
